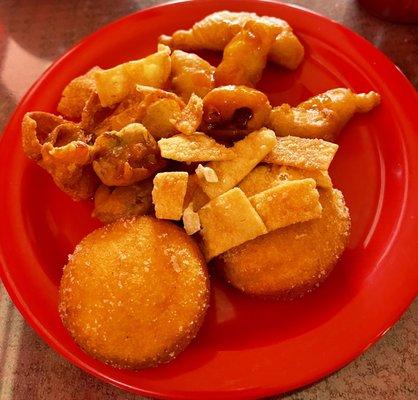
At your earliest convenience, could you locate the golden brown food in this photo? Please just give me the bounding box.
[40,124,98,200]
[21,111,67,161]
[57,67,101,119]
[92,123,165,186]
[171,50,215,101]
[217,188,350,298]
[59,216,210,369]
[202,85,271,140]
[159,11,304,70]
[92,180,153,223]
[215,20,278,87]
[94,44,172,107]
[264,136,339,171]
[269,88,381,141]
[169,94,203,135]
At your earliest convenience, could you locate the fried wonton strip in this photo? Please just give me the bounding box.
[215,20,278,87]
[21,112,66,161]
[152,171,189,220]
[158,133,234,162]
[92,123,165,186]
[159,11,304,69]
[136,85,185,139]
[171,50,215,101]
[183,174,210,212]
[269,89,381,141]
[249,178,322,232]
[198,187,267,260]
[264,136,338,171]
[94,45,171,107]
[92,180,153,224]
[197,128,276,198]
[41,131,98,201]
[57,66,101,119]
[182,203,201,235]
[170,94,203,135]
[238,164,332,196]
[195,164,218,183]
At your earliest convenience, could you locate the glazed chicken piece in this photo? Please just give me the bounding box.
[159,11,304,70]
[269,88,381,141]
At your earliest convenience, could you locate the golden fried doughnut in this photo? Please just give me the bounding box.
[217,189,350,298]
[59,216,210,369]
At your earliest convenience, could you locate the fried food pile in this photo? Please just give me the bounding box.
[22,10,380,370]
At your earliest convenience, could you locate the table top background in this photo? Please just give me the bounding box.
[0,0,417,399]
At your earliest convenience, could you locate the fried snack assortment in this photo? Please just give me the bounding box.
[21,10,382,370]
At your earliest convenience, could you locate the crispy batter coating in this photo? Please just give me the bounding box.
[159,11,304,69]
[215,20,278,87]
[238,164,332,197]
[92,180,153,224]
[59,216,210,369]
[264,136,338,171]
[94,45,171,107]
[21,111,66,161]
[202,85,271,140]
[92,123,165,186]
[171,50,215,101]
[158,132,234,162]
[170,94,203,135]
[269,88,381,141]
[57,67,101,119]
[218,189,350,298]
[40,123,99,200]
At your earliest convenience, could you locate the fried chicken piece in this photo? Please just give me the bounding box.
[269,88,381,141]
[40,123,99,200]
[59,216,209,369]
[92,123,165,186]
[92,180,153,223]
[159,11,304,70]
[215,20,278,87]
[202,85,271,141]
[217,188,350,298]
[171,50,215,101]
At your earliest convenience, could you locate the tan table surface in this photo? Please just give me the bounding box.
[0,1,417,399]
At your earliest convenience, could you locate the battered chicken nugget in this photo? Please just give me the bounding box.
[215,20,278,87]
[269,88,381,141]
[202,86,271,140]
[57,66,101,119]
[159,11,304,70]
[92,180,153,224]
[171,50,215,101]
[59,216,210,369]
[218,189,350,298]
[92,123,165,186]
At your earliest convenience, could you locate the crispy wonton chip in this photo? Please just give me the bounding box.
[152,171,189,220]
[182,203,201,235]
[264,136,338,170]
[169,93,203,135]
[57,66,101,119]
[198,187,267,260]
[197,128,276,198]
[94,45,171,107]
[158,132,234,162]
[238,164,332,196]
[249,178,322,231]
[183,174,210,212]
[195,164,218,183]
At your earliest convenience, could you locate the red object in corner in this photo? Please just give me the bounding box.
[1,1,418,399]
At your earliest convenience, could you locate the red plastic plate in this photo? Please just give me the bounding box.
[1,1,417,399]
